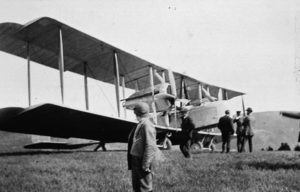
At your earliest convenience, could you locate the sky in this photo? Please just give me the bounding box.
[0,0,300,116]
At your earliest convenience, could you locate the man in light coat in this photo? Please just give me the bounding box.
[128,102,157,192]
[242,107,255,152]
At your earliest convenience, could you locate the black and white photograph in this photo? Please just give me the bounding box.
[0,0,299,191]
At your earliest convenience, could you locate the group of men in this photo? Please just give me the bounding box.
[218,107,255,153]
[126,101,255,191]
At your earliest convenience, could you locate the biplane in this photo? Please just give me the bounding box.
[281,111,300,143]
[0,17,244,151]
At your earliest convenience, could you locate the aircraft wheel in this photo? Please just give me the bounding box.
[191,142,202,153]
[210,144,216,152]
[164,138,172,150]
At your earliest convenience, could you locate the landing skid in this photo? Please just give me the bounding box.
[93,141,107,151]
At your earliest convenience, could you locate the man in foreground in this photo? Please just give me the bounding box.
[128,102,158,192]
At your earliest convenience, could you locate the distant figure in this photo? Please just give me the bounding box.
[233,111,244,152]
[127,102,158,192]
[218,110,234,153]
[278,142,291,151]
[242,107,255,152]
[266,146,274,151]
[180,107,195,158]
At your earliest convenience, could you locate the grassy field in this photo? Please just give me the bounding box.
[0,146,299,192]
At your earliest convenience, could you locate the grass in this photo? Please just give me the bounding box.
[0,147,299,192]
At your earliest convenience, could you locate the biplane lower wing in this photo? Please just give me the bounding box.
[0,103,234,150]
[0,103,182,147]
[0,103,137,143]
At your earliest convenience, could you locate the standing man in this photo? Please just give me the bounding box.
[242,107,255,152]
[127,102,158,192]
[218,110,234,153]
[233,111,244,152]
[179,107,195,158]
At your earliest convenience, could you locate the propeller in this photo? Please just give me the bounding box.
[168,68,177,98]
[202,87,217,102]
[218,88,223,101]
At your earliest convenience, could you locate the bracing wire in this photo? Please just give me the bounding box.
[86,64,117,115]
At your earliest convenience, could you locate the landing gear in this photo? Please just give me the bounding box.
[208,139,216,152]
[190,141,203,153]
[191,135,216,152]
[94,141,107,151]
[157,133,172,150]
[163,137,172,150]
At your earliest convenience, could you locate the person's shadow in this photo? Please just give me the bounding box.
[0,149,127,157]
[0,150,73,157]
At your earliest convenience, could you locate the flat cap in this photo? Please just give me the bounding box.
[133,102,149,117]
[246,107,253,112]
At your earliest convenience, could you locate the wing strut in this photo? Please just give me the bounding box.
[113,51,121,117]
[161,70,169,126]
[26,42,31,106]
[134,80,139,92]
[149,66,157,124]
[180,76,184,99]
[161,71,166,82]
[121,76,127,118]
[84,62,89,110]
[58,28,65,104]
[198,83,203,104]
[223,89,228,100]
[242,96,246,116]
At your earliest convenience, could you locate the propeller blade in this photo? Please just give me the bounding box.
[202,87,217,102]
[168,68,177,97]
[218,88,223,100]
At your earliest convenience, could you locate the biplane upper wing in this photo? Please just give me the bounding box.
[0,17,244,99]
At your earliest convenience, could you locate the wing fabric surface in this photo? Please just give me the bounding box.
[0,103,182,143]
[0,103,136,143]
[0,17,244,100]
